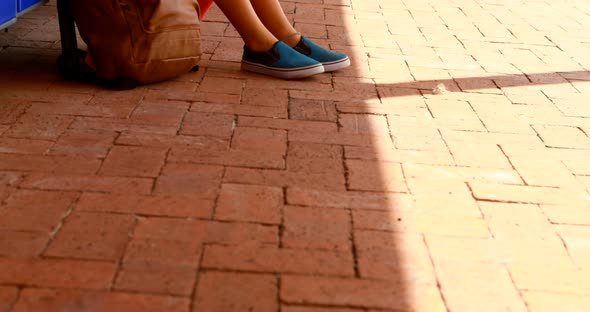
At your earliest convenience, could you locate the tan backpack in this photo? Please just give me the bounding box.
[71,0,201,86]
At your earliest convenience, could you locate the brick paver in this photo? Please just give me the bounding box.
[1,0,590,310]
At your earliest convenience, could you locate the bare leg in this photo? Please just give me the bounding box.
[212,0,330,79]
[248,0,351,72]
[249,0,302,47]
[213,0,277,51]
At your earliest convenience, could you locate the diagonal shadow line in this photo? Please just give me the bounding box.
[363,70,590,98]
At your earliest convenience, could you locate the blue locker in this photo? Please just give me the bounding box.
[0,0,17,29]
[18,0,44,15]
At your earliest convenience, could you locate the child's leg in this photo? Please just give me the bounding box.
[213,0,324,79]
[248,0,351,72]
[249,0,301,47]
[213,0,277,51]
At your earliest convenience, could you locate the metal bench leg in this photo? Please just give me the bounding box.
[57,0,77,53]
[54,0,137,90]
[56,0,84,80]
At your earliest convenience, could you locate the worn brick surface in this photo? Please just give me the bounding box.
[44,212,135,261]
[116,235,202,296]
[48,129,117,158]
[522,291,590,312]
[129,100,189,127]
[100,146,168,178]
[470,182,588,205]
[0,138,52,154]
[287,188,414,210]
[346,159,408,192]
[509,265,590,295]
[436,261,528,312]
[282,307,361,312]
[479,202,557,240]
[70,116,179,135]
[231,126,287,155]
[0,286,18,312]
[2,0,590,310]
[4,113,73,140]
[281,275,446,311]
[533,125,590,149]
[0,190,78,232]
[12,289,190,312]
[223,165,346,191]
[356,230,436,285]
[194,272,277,312]
[115,132,229,150]
[133,217,278,245]
[202,244,354,276]
[282,206,350,251]
[239,115,337,132]
[0,100,30,125]
[0,153,101,174]
[154,163,223,198]
[556,225,590,269]
[541,203,590,225]
[0,230,48,257]
[169,145,286,169]
[20,174,154,194]
[289,98,338,122]
[0,258,116,289]
[76,193,213,218]
[122,238,202,269]
[180,112,234,138]
[215,183,283,224]
[114,267,197,296]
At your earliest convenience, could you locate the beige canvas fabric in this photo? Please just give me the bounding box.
[72,0,201,84]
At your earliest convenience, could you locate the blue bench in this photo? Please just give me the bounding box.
[1,0,85,82]
[1,0,48,30]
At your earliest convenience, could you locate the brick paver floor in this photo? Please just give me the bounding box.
[1,0,590,311]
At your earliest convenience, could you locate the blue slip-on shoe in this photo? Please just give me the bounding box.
[293,36,351,72]
[241,41,324,80]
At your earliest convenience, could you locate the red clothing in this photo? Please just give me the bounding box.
[199,0,214,20]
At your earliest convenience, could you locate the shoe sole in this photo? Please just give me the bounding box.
[322,57,351,72]
[241,61,324,79]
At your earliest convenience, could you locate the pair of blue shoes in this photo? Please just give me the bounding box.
[241,36,350,79]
